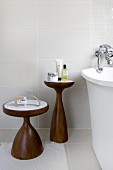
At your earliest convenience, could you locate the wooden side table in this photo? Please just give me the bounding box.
[44,80,74,143]
[3,100,49,160]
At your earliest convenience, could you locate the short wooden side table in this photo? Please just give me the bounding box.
[3,100,49,160]
[44,80,74,143]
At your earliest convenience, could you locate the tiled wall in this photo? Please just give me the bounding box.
[0,0,39,128]
[0,0,112,129]
[38,0,91,129]
[90,0,113,67]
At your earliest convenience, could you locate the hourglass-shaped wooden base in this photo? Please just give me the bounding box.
[11,117,43,160]
[44,81,74,143]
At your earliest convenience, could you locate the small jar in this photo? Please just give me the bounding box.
[15,96,27,106]
[48,73,58,81]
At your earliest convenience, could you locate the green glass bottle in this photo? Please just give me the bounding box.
[62,64,68,81]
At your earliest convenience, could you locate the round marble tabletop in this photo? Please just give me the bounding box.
[44,80,74,89]
[4,100,47,111]
[45,80,74,83]
[3,100,49,117]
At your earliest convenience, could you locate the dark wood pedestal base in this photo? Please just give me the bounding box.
[11,117,43,160]
[44,81,74,143]
[50,89,68,143]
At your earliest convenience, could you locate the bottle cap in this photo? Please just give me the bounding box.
[63,64,66,69]
[58,77,61,81]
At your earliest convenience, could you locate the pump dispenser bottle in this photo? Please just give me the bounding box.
[62,64,68,81]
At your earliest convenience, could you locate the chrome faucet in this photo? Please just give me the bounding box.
[95,50,103,73]
[95,44,113,72]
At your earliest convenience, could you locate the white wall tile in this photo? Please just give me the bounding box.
[68,129,92,144]
[37,80,55,128]
[63,87,90,114]
[67,112,91,128]
[0,114,22,129]
[38,31,90,60]
[0,1,37,31]
[63,89,90,128]
[39,112,52,128]
[90,0,112,4]
[0,114,39,129]
[0,129,16,142]
[0,31,37,60]
[0,0,34,2]
[38,84,55,115]
[38,3,90,31]
[38,129,50,142]
[30,117,39,128]
[38,0,90,3]
[0,86,38,114]
[0,60,38,87]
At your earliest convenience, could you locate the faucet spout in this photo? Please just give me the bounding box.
[95,51,103,73]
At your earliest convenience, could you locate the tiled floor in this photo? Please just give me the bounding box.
[0,129,102,170]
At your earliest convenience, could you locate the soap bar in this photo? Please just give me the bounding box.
[15,96,27,106]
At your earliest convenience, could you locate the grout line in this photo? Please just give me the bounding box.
[0,127,91,130]
[38,30,90,32]
[38,1,90,4]
[66,144,73,170]
[66,143,92,145]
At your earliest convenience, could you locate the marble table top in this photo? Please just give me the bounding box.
[4,100,48,111]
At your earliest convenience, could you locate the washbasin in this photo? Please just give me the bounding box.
[81,67,113,87]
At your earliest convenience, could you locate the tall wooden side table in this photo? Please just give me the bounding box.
[44,80,74,143]
[3,100,49,160]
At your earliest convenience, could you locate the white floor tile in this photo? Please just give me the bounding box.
[0,129,12,142]
[8,129,19,142]
[68,129,92,144]
[0,129,102,170]
[66,143,102,170]
[38,128,50,142]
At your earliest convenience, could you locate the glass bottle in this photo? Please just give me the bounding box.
[62,64,68,81]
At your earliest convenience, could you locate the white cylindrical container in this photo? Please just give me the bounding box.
[48,73,58,82]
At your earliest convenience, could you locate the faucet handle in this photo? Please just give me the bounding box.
[95,50,99,57]
[107,60,112,65]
